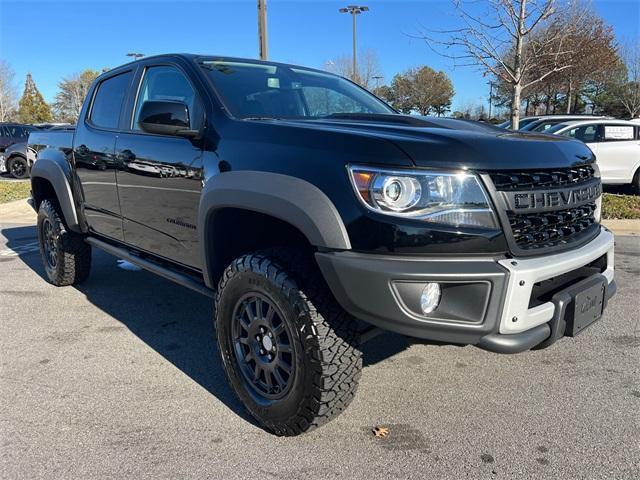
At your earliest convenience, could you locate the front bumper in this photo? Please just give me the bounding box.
[316,227,616,353]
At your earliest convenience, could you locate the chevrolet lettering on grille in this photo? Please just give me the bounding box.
[500,180,601,214]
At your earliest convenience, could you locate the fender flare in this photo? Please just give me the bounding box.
[30,156,82,232]
[198,171,351,288]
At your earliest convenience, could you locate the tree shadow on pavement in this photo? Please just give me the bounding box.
[2,225,410,427]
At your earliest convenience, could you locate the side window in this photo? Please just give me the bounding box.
[89,71,133,129]
[561,125,598,143]
[132,66,202,131]
[302,86,371,117]
[601,124,635,142]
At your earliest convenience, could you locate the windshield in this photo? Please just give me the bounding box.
[199,60,395,119]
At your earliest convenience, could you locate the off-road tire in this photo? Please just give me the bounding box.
[215,249,362,436]
[37,199,91,286]
[8,156,29,179]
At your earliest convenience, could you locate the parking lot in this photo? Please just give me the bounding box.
[0,215,638,479]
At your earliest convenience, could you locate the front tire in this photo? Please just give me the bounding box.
[215,250,362,436]
[37,199,91,286]
[8,156,29,179]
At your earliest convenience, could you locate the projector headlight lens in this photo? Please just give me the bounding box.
[349,166,498,229]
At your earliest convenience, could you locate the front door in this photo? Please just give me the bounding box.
[74,70,134,241]
[114,65,204,269]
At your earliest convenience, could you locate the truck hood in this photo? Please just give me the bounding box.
[272,115,595,171]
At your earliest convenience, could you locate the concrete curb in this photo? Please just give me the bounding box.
[0,198,36,225]
[603,219,640,237]
[1,197,639,236]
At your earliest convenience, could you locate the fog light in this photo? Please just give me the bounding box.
[420,282,441,314]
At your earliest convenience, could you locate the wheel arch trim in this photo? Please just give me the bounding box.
[30,157,81,232]
[198,171,351,288]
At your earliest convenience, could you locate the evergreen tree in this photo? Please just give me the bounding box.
[18,73,52,123]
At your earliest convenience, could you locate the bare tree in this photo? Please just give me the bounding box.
[325,49,382,90]
[53,70,100,123]
[418,0,589,128]
[618,41,640,118]
[0,60,18,122]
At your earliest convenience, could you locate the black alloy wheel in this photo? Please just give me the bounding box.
[9,157,29,179]
[231,293,295,401]
[40,217,58,270]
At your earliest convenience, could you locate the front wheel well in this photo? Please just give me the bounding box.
[207,208,314,283]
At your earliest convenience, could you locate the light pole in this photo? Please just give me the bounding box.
[258,0,268,60]
[126,53,144,61]
[339,5,369,82]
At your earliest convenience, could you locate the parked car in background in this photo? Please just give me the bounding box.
[519,115,609,133]
[546,119,640,191]
[0,123,38,151]
[1,125,75,178]
[1,142,37,179]
[497,116,541,129]
[0,123,39,177]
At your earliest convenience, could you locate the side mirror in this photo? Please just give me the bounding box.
[138,100,198,138]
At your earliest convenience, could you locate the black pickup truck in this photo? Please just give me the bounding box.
[28,54,616,436]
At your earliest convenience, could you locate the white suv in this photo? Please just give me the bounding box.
[547,119,640,191]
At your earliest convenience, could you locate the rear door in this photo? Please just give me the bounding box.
[73,70,134,241]
[114,63,205,269]
[594,124,640,184]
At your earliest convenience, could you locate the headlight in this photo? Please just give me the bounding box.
[348,165,498,229]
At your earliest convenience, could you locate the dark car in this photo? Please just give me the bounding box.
[0,123,37,152]
[0,123,39,178]
[28,54,616,436]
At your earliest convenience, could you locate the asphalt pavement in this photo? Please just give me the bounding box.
[0,223,638,479]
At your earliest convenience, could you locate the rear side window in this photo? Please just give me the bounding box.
[601,125,635,142]
[89,71,133,129]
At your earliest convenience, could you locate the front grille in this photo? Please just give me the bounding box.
[488,166,599,253]
[507,202,597,250]
[489,165,595,191]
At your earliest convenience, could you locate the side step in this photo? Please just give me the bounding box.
[85,237,215,298]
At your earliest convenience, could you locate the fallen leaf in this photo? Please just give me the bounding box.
[372,426,389,438]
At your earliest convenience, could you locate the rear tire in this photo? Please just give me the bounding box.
[37,199,91,286]
[8,156,29,179]
[215,249,362,436]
